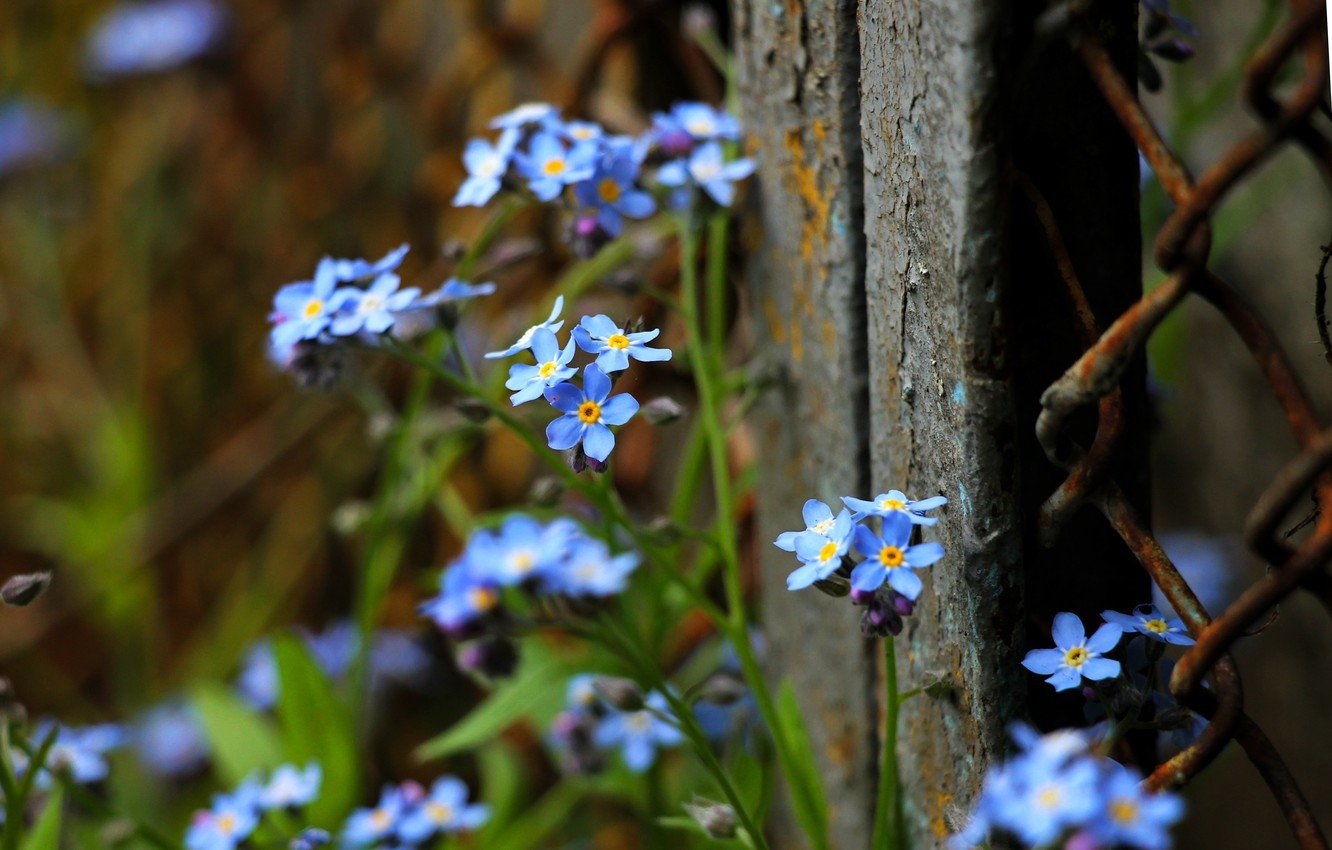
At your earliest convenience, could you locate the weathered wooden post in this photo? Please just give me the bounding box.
[737,1,1145,846]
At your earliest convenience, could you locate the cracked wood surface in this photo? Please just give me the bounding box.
[737,1,1142,846]
[735,1,875,848]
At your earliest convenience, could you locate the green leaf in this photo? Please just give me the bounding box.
[414,652,570,762]
[271,634,360,826]
[775,680,829,850]
[476,742,527,842]
[191,682,283,784]
[20,787,63,850]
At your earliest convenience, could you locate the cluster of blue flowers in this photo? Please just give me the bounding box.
[184,765,487,850]
[419,513,640,675]
[236,620,433,711]
[777,489,947,636]
[547,676,684,774]
[186,763,322,850]
[485,298,670,466]
[266,244,493,376]
[954,725,1184,849]
[454,101,753,253]
[342,778,490,848]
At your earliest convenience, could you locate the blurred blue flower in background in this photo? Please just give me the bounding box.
[28,721,125,787]
[259,762,322,810]
[133,702,210,779]
[85,0,228,80]
[453,130,520,207]
[396,776,491,843]
[657,141,756,207]
[185,782,260,850]
[328,274,422,337]
[489,102,560,132]
[592,691,683,772]
[341,785,409,847]
[572,143,656,236]
[0,100,63,178]
[543,537,640,597]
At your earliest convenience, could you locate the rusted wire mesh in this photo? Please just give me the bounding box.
[1029,2,1332,846]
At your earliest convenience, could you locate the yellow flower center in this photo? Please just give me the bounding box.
[577,400,602,424]
[427,802,455,823]
[818,541,839,562]
[301,299,324,320]
[468,587,498,612]
[572,127,596,140]
[216,814,238,835]
[511,551,536,574]
[542,158,566,176]
[1064,647,1088,667]
[598,178,622,203]
[1109,798,1140,825]
[878,546,905,567]
[370,809,391,829]
[880,498,907,511]
[1144,618,1168,634]
[626,712,653,731]
[686,118,714,136]
[1036,785,1062,810]
[538,361,559,378]
[606,333,631,350]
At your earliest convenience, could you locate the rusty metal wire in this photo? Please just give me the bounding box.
[1028,2,1332,846]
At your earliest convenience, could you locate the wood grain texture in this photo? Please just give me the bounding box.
[734,1,875,847]
[858,0,1026,844]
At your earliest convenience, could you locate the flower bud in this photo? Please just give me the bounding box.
[1149,39,1195,62]
[455,397,492,423]
[888,591,914,617]
[2,571,52,607]
[441,240,467,262]
[288,342,349,392]
[399,781,427,804]
[849,587,876,606]
[682,5,718,39]
[593,676,645,712]
[529,476,565,507]
[569,214,612,259]
[861,603,903,638]
[684,799,738,839]
[642,396,686,425]
[602,271,642,295]
[457,637,519,680]
[697,672,748,706]
[813,575,850,597]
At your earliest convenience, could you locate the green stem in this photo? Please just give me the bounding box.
[678,213,827,850]
[596,613,772,850]
[872,638,903,850]
[57,775,182,850]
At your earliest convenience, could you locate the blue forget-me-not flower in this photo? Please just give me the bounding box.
[572,144,656,236]
[571,314,672,373]
[786,510,855,590]
[505,327,577,405]
[396,776,491,843]
[519,132,596,202]
[486,295,565,359]
[656,141,756,207]
[1022,613,1123,692]
[85,0,228,79]
[1102,604,1194,646]
[593,691,683,773]
[849,513,944,599]
[259,762,322,810]
[842,489,948,524]
[544,364,640,462]
[453,129,520,207]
